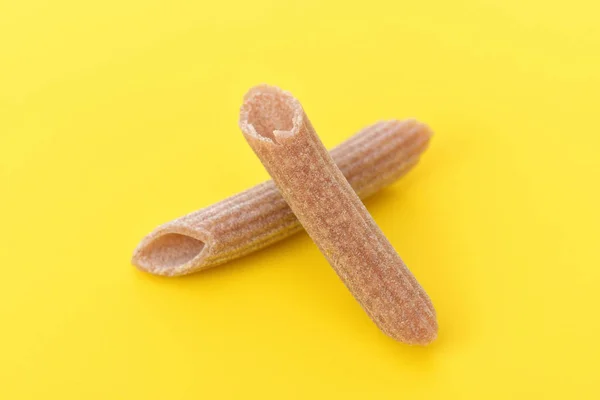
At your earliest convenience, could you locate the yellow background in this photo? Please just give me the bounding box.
[1,0,599,398]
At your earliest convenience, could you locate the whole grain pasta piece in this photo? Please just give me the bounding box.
[239,85,437,345]
[132,119,431,277]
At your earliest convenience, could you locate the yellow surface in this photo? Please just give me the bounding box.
[1,0,599,398]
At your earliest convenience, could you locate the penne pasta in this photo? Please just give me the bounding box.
[239,85,437,345]
[133,117,431,281]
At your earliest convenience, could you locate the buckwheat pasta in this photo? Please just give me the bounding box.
[239,85,437,345]
[133,118,431,282]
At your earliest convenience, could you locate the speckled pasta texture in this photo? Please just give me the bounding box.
[132,118,431,278]
[239,85,437,345]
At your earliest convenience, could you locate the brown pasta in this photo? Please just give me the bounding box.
[239,85,437,345]
[133,119,431,279]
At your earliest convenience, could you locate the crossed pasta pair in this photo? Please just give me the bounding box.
[133,85,437,345]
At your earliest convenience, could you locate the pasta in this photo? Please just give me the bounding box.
[133,118,431,281]
[239,85,437,345]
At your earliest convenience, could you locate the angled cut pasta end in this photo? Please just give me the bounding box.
[239,84,304,144]
[132,225,211,276]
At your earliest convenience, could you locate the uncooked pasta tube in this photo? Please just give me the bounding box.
[239,85,437,345]
[133,118,431,278]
